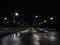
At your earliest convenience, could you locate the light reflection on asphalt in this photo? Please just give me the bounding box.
[0,32,58,45]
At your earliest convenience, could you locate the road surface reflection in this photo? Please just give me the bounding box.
[0,32,58,45]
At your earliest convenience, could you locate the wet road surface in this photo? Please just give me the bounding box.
[0,31,58,45]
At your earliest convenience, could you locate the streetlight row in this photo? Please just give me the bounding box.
[3,21,24,25]
[35,15,54,20]
[3,12,54,21]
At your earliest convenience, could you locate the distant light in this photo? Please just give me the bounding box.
[15,13,19,16]
[45,30,48,32]
[50,17,53,20]
[7,22,9,23]
[4,17,7,20]
[13,20,15,23]
[39,23,41,25]
[35,16,38,18]
[44,20,47,23]
[41,22,43,24]
[17,22,20,24]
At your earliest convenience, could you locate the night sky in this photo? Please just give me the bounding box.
[0,1,60,29]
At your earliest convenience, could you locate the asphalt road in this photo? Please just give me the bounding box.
[0,31,58,45]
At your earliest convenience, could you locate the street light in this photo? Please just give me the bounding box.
[50,17,53,20]
[13,13,19,23]
[35,15,38,18]
[44,20,47,23]
[4,17,7,20]
[15,13,19,16]
[13,20,15,23]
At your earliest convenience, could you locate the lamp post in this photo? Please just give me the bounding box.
[4,17,7,24]
[13,12,19,23]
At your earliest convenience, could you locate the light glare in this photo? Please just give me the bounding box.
[15,13,19,16]
[44,20,47,23]
[35,16,38,18]
[4,17,7,20]
[50,17,53,20]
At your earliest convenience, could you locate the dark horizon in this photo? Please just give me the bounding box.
[0,3,60,30]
